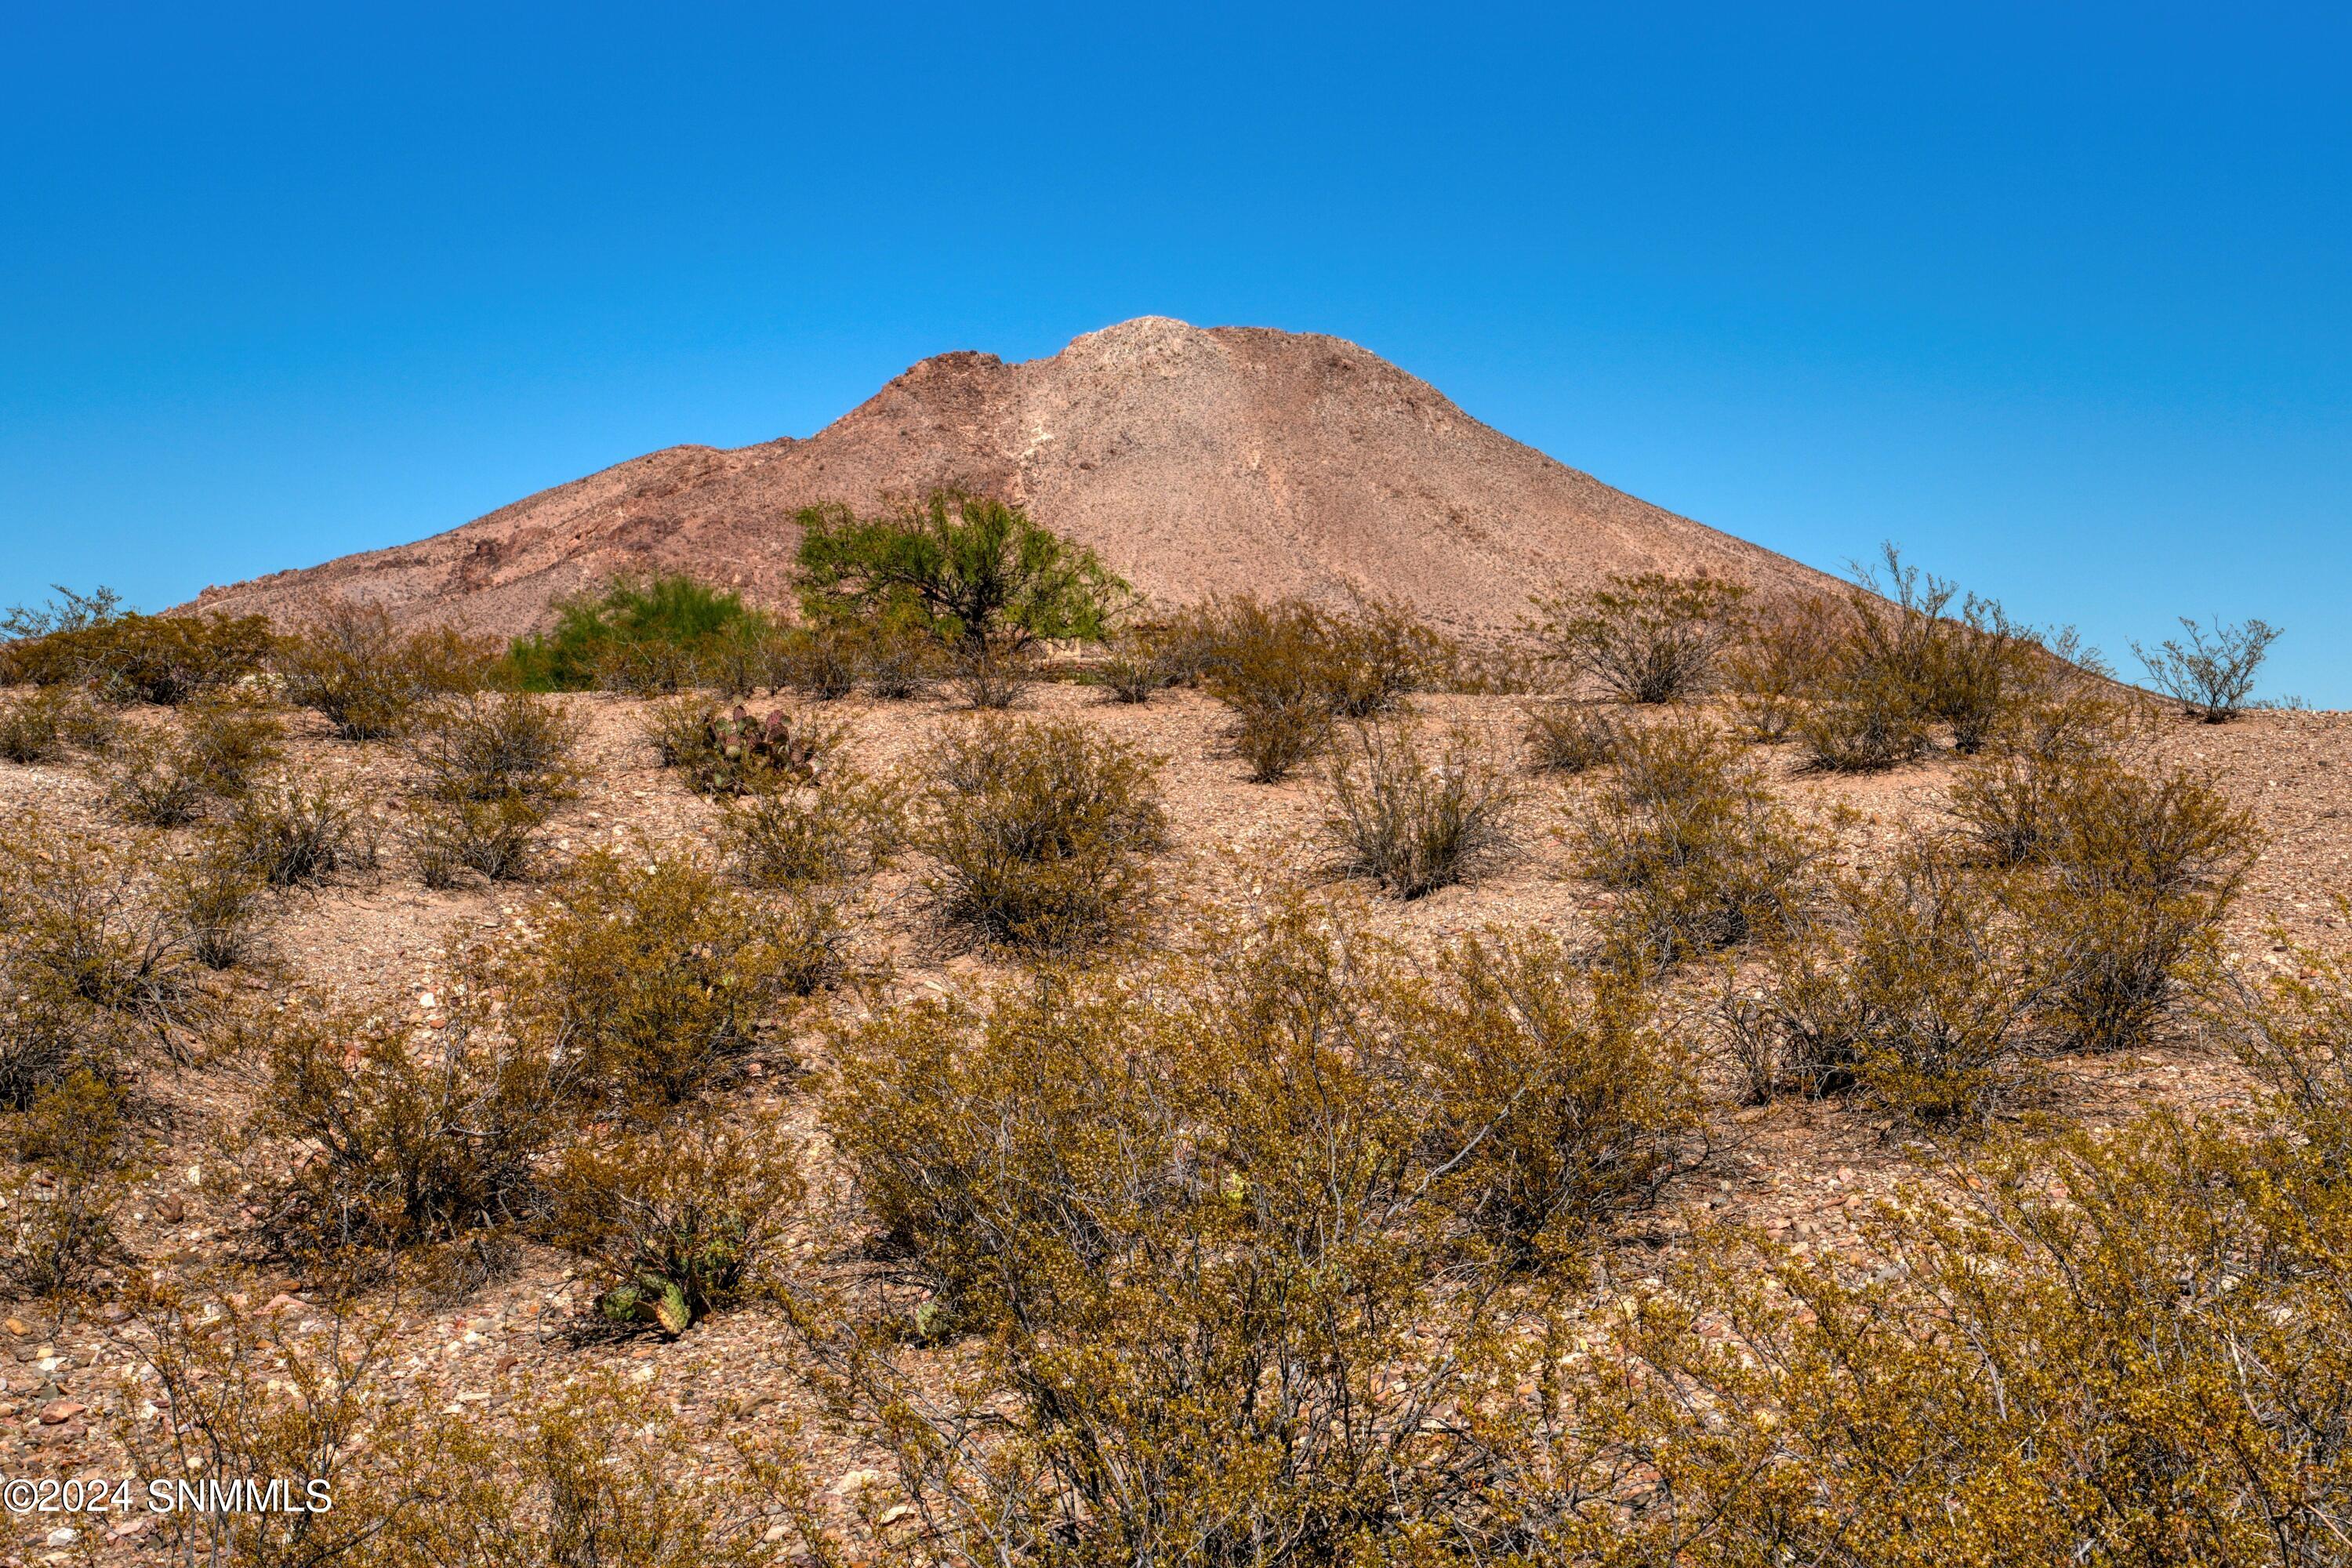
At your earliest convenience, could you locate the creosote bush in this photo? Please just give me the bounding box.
[103,691,285,822]
[0,596,273,704]
[165,841,270,969]
[118,1287,805,1566]
[248,1002,565,1279]
[100,728,209,826]
[481,845,817,1111]
[1551,1097,2352,1566]
[274,598,492,739]
[0,688,66,764]
[914,716,1168,953]
[1572,719,1824,965]
[2020,756,2256,1053]
[2134,613,2283,722]
[815,901,1703,1560]
[1188,594,1456,780]
[1529,571,1749,703]
[178,687,287,794]
[1724,593,1839,741]
[399,691,581,885]
[1,1069,136,1296]
[0,817,205,1106]
[548,1104,805,1336]
[1522,699,1621,775]
[216,776,378,887]
[717,760,904,888]
[1321,717,1521,898]
[1722,840,2047,1121]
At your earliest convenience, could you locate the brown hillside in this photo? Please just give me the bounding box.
[187,316,1836,634]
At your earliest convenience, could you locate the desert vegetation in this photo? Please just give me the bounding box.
[0,542,2334,1566]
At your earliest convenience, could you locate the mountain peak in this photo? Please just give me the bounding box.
[188,321,1832,635]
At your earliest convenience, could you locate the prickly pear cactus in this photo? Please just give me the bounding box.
[688,705,824,796]
[599,1272,693,1337]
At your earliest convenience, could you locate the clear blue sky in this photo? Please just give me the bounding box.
[4,3,2346,700]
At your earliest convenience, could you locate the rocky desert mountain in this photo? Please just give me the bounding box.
[187,316,1836,635]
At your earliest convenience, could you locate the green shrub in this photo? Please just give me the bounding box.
[0,688,64,763]
[0,819,203,1105]
[249,1004,564,1279]
[402,791,559,886]
[2019,759,2257,1053]
[1527,572,1750,703]
[768,621,863,701]
[797,492,1130,708]
[1316,594,1451,717]
[177,687,286,794]
[1094,626,1178,702]
[398,691,581,886]
[505,573,773,692]
[1725,594,1839,741]
[165,843,270,970]
[1320,718,1521,898]
[100,728,209,826]
[1559,1109,2352,1567]
[1,601,273,704]
[547,1105,805,1335]
[913,717,1168,953]
[1198,597,1339,781]
[1722,840,2046,1121]
[1572,720,1823,964]
[405,691,581,801]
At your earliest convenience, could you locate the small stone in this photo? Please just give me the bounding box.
[38,1399,85,1425]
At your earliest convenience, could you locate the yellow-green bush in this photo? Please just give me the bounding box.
[817,902,1703,1561]
[482,845,818,1110]
[0,1070,136,1296]
[100,727,211,825]
[913,716,1168,953]
[399,691,580,884]
[274,598,492,739]
[118,1287,799,1566]
[0,817,203,1105]
[0,608,274,704]
[1528,572,1750,704]
[1320,717,1522,898]
[1523,698,1621,774]
[1724,593,1839,741]
[216,776,379,886]
[717,759,904,888]
[1192,594,1454,777]
[1544,1109,2352,1566]
[248,1003,564,1276]
[1722,840,2046,1121]
[165,839,270,969]
[547,1104,805,1335]
[2019,758,2257,1053]
[1571,720,1824,964]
